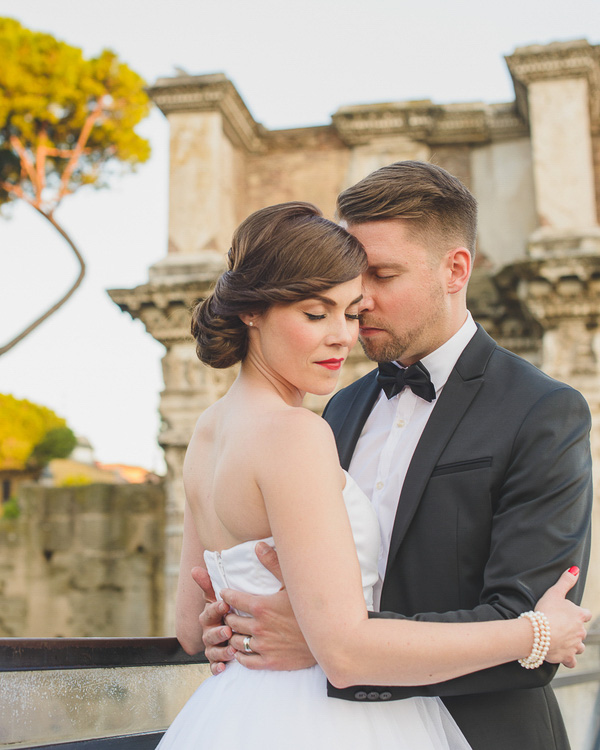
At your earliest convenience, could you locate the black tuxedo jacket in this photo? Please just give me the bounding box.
[323,326,592,750]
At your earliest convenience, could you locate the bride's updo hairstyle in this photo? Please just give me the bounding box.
[192,201,367,369]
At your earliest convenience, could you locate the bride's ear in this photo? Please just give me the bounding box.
[239,313,258,328]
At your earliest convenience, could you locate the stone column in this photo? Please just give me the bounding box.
[516,251,600,616]
[110,265,243,633]
[110,74,263,632]
[150,72,263,257]
[506,40,599,232]
[505,41,600,615]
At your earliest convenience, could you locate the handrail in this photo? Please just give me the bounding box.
[0,636,207,671]
[1,635,597,749]
[1,638,209,750]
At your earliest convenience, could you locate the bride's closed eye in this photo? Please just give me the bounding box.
[303,312,360,321]
[304,312,326,321]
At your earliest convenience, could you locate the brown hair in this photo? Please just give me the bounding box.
[191,202,367,369]
[336,161,477,257]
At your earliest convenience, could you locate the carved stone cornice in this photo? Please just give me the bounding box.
[331,100,526,146]
[108,251,227,344]
[108,280,211,344]
[527,228,600,260]
[467,268,542,361]
[261,125,344,152]
[505,39,600,129]
[495,254,600,328]
[148,73,264,153]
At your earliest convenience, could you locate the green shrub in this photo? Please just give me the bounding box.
[1,496,20,520]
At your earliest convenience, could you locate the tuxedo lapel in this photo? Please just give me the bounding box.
[326,371,380,469]
[384,326,496,576]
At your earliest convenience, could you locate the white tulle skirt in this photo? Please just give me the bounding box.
[156,661,471,749]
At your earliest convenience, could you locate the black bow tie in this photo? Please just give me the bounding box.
[377,361,436,402]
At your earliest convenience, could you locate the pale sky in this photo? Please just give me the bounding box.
[0,0,597,472]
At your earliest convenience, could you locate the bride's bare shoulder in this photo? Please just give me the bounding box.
[254,406,338,468]
[187,399,223,443]
[263,405,332,438]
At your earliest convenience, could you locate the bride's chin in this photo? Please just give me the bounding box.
[306,382,340,397]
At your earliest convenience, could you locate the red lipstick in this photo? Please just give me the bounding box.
[315,358,344,370]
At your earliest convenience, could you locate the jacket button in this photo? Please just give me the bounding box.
[380,691,392,700]
[367,691,380,701]
[355,691,367,700]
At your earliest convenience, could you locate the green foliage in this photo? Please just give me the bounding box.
[0,393,74,471]
[0,17,151,211]
[1,496,20,520]
[28,426,76,469]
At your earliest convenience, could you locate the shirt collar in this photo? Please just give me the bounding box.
[419,312,477,393]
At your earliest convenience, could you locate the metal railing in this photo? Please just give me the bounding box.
[2,634,599,750]
[0,637,209,749]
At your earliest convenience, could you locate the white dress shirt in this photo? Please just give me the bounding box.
[348,313,477,610]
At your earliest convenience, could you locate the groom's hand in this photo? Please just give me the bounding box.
[192,567,236,675]
[220,542,316,671]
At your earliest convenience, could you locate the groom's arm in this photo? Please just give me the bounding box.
[331,386,593,699]
[202,387,592,687]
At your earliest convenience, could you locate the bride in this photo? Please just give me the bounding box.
[157,202,589,750]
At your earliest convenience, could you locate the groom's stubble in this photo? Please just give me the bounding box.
[358,279,447,364]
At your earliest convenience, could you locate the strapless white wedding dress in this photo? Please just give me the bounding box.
[157,473,471,749]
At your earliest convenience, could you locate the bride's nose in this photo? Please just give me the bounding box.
[326,317,354,347]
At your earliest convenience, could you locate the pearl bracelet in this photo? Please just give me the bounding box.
[518,610,551,669]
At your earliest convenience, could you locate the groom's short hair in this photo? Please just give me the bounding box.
[336,160,477,258]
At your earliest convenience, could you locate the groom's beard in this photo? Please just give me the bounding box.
[358,324,409,363]
[359,288,446,363]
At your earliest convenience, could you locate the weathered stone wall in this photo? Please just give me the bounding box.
[0,483,165,637]
[471,138,538,267]
[246,129,348,218]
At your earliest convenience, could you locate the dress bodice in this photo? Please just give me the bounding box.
[161,473,472,750]
[204,471,380,611]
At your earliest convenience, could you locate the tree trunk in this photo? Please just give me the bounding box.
[0,208,86,356]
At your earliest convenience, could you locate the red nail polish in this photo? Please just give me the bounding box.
[569,566,579,576]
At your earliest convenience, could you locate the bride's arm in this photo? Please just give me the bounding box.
[175,501,210,655]
[251,409,588,689]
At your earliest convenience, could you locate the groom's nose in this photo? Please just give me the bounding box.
[359,283,375,312]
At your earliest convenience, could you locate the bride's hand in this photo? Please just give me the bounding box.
[535,567,591,668]
[222,542,316,671]
[192,566,235,675]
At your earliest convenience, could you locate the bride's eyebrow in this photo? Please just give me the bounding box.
[309,294,363,306]
[309,295,336,306]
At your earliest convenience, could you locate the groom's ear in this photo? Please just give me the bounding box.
[445,247,471,294]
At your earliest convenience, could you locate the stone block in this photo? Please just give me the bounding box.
[78,515,127,551]
[76,484,114,513]
[18,484,43,513]
[75,556,113,589]
[0,519,21,547]
[110,555,152,591]
[125,515,162,553]
[44,488,76,515]
[0,596,27,636]
[40,518,75,552]
[117,484,164,513]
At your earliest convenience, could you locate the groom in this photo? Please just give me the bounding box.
[197,161,593,749]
